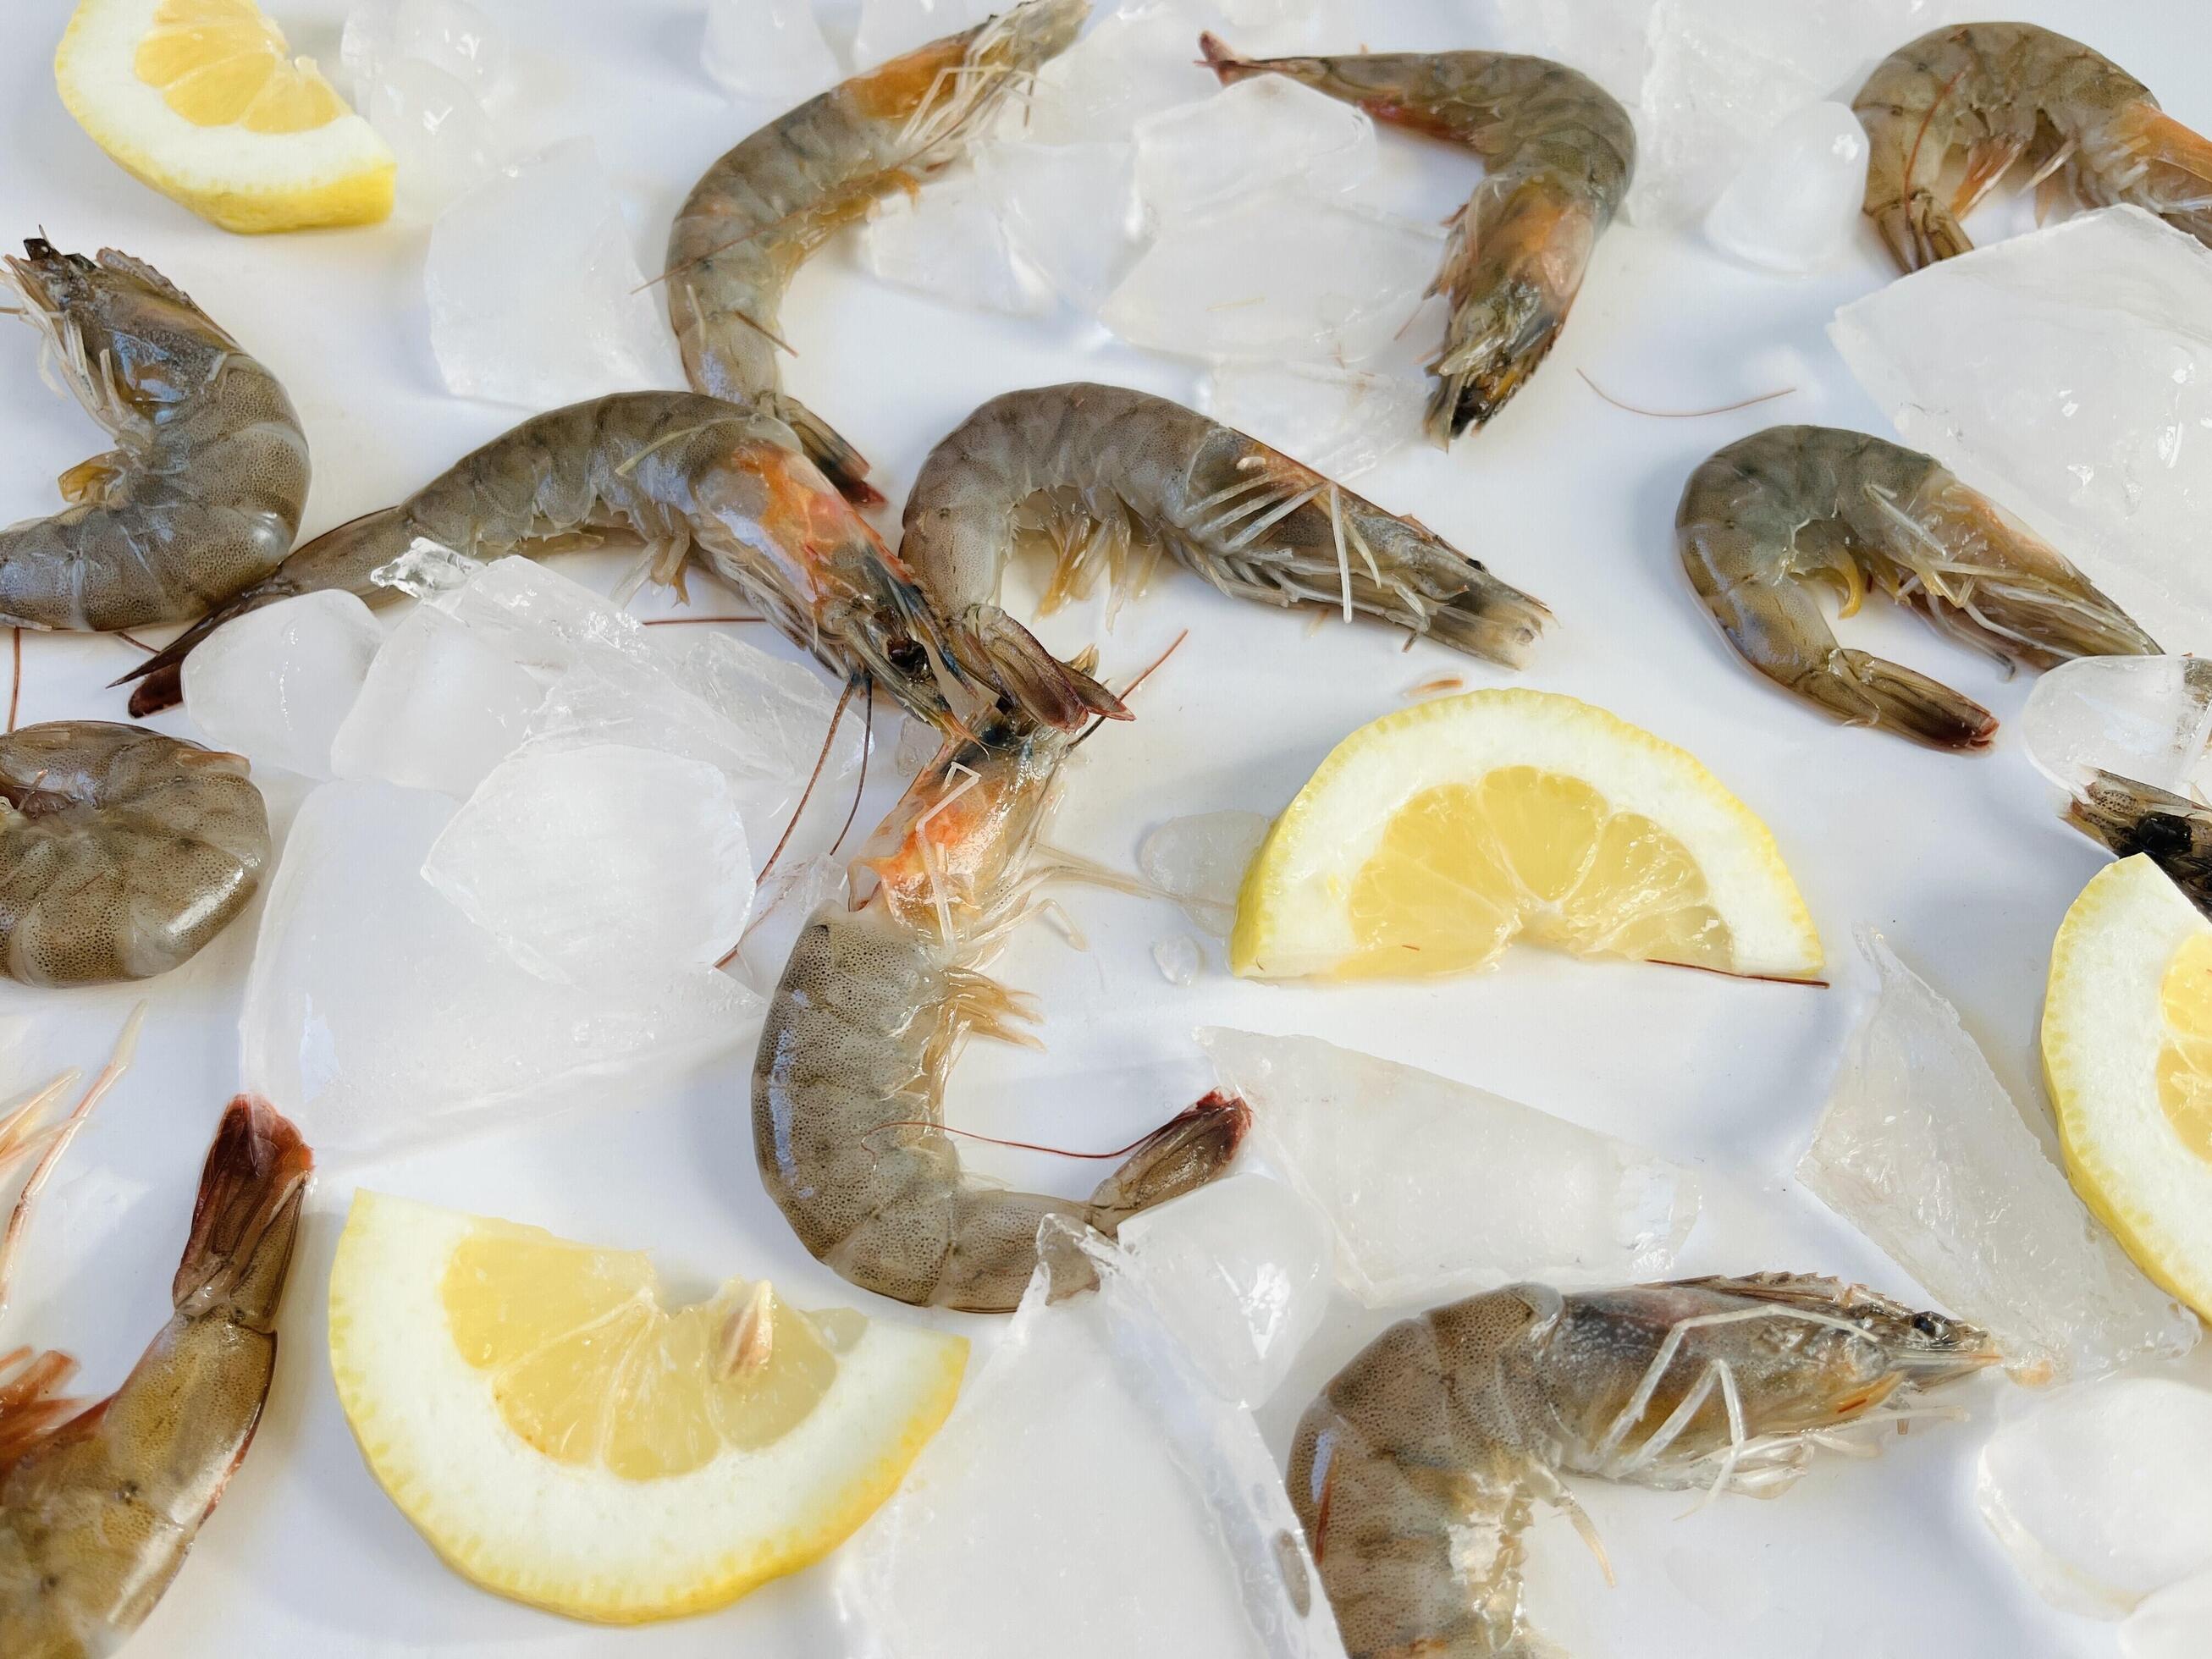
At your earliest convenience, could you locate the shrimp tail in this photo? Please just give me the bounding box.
[171,1095,312,1329]
[2109,102,2212,234]
[1195,30,1258,81]
[949,604,1130,730]
[1799,648,1998,751]
[769,393,885,510]
[1086,1089,1249,1221]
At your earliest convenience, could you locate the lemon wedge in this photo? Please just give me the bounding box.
[57,0,394,233]
[1232,688,1822,982]
[2044,853,2212,1320]
[328,1191,967,1623]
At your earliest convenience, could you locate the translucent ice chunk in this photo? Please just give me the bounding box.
[1152,934,1200,985]
[426,140,685,408]
[1022,5,1222,144]
[241,781,758,1159]
[1831,206,2212,651]
[433,555,649,674]
[1101,190,1443,366]
[182,591,383,780]
[837,1221,1342,1658]
[1200,360,1424,480]
[1114,1175,1330,1406]
[2125,1572,2212,1659]
[1200,1027,1699,1306]
[975,138,1144,309]
[344,0,507,99]
[853,0,990,68]
[1135,77,1376,223]
[862,168,1052,317]
[1977,1379,2212,1617]
[422,746,753,982]
[703,0,840,101]
[364,57,499,215]
[1489,0,1654,109]
[372,537,484,598]
[2022,657,2212,799]
[1139,810,1270,938]
[329,606,543,799]
[1705,101,1868,272]
[1799,933,2197,1382]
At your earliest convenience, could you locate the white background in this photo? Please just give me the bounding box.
[3,1,2209,1654]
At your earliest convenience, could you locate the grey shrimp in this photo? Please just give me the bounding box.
[1,239,308,631]
[1200,36,1635,443]
[1677,425,2154,751]
[753,701,1247,1312]
[1291,1275,2000,1657]
[665,0,1087,504]
[900,383,1551,679]
[1856,21,2212,272]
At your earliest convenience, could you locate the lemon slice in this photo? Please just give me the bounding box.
[2044,853,2212,1320]
[57,0,394,233]
[1232,689,1822,981]
[328,1191,967,1623]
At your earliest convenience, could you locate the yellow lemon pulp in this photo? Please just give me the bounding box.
[133,0,345,133]
[2156,931,2212,1162]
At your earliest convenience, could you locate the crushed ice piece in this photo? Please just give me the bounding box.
[421,746,754,983]
[343,0,508,99]
[371,537,484,598]
[703,0,840,102]
[430,556,649,673]
[329,605,544,799]
[1101,189,1443,366]
[1200,360,1423,480]
[363,57,499,215]
[1151,934,1201,985]
[1831,206,2212,651]
[852,0,991,68]
[735,855,848,994]
[1113,1175,1330,1406]
[862,168,1053,317]
[1704,101,1868,272]
[1139,811,1269,938]
[1976,1378,2212,1618]
[1135,76,1376,223]
[1800,933,2198,1381]
[2022,656,2212,799]
[975,138,1145,310]
[240,780,758,1159]
[426,140,685,408]
[2124,1572,2212,1658]
[1022,5,1222,144]
[182,591,383,780]
[1200,1027,1699,1307]
[836,1219,1343,1657]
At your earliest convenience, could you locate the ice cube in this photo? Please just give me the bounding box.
[1134,76,1376,223]
[734,855,848,994]
[2124,1572,2212,1659]
[703,0,841,102]
[432,555,649,671]
[1022,5,1221,144]
[1831,206,2212,651]
[1200,360,1424,480]
[975,138,1145,309]
[1139,811,1271,938]
[1101,189,1444,366]
[240,780,758,1159]
[2022,656,2212,798]
[363,57,499,215]
[372,537,484,598]
[852,0,991,67]
[862,167,1053,317]
[1976,1379,2212,1617]
[182,591,383,780]
[1799,933,2197,1382]
[329,605,544,798]
[1113,1175,1330,1406]
[836,1220,1342,1658]
[1200,1028,1700,1307]
[426,140,686,408]
[1489,0,1655,110]
[1151,934,1200,985]
[345,0,507,98]
[421,746,754,982]
[1704,101,1868,272]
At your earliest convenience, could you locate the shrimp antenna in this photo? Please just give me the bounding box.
[1070,630,1187,752]
[756,675,859,885]
[829,676,874,858]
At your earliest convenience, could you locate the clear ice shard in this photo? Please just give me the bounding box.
[1976,1378,2212,1618]
[1200,360,1424,480]
[1704,101,1868,272]
[1134,77,1376,223]
[1101,189,1443,366]
[862,168,1052,317]
[1151,934,1201,985]
[343,0,508,100]
[853,0,990,68]
[2124,1572,2212,1658]
[836,1220,1343,1659]
[181,591,383,780]
[2021,655,2212,798]
[240,780,758,1160]
[1139,811,1270,938]
[1200,1028,1699,1307]
[364,57,499,215]
[975,138,1144,310]
[1831,206,2212,652]
[425,139,686,408]
[432,555,650,673]
[703,0,841,102]
[421,746,754,983]
[328,604,544,799]
[1021,4,1227,144]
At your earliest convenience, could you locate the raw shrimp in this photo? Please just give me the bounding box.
[1200,36,1634,444]
[1291,1274,2000,1658]
[0,722,269,985]
[1677,425,2155,751]
[1856,22,2212,273]
[901,383,1551,677]
[753,697,1248,1312]
[665,0,1087,504]
[0,1094,312,1658]
[1,239,309,629]
[119,392,1120,732]
[2060,770,2212,914]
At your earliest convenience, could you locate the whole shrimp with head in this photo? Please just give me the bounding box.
[665,0,1088,504]
[1856,21,2212,273]
[753,694,1248,1313]
[1199,36,1634,443]
[1677,426,2155,750]
[1,239,309,629]
[1294,1274,2000,1657]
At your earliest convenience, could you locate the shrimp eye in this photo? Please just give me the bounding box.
[885,637,928,675]
[1910,1312,1946,1338]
